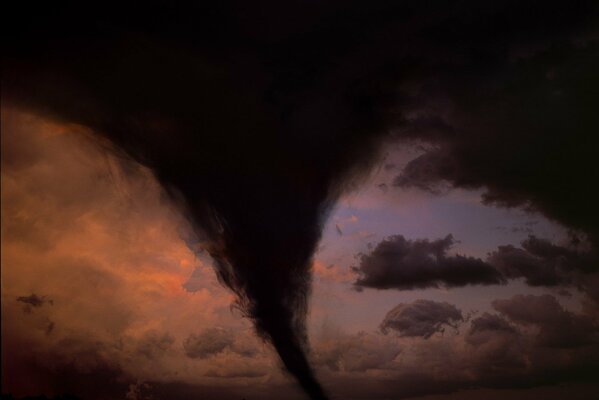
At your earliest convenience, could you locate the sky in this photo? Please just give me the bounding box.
[3,108,598,400]
[2,2,599,400]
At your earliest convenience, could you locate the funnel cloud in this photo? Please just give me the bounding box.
[4,1,598,399]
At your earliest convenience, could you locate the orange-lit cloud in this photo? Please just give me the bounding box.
[312,260,355,284]
[1,108,282,397]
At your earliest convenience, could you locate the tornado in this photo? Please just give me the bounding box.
[3,3,393,398]
[5,2,596,398]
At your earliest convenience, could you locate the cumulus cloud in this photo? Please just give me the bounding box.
[492,294,599,348]
[314,292,599,398]
[489,235,597,287]
[468,313,518,337]
[465,313,527,372]
[380,300,463,338]
[354,234,598,295]
[352,235,505,290]
[0,110,277,398]
[312,296,599,399]
[184,328,234,359]
[314,331,401,372]
[135,332,175,360]
[184,327,263,360]
[489,244,565,286]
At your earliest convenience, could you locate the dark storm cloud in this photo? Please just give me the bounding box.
[463,312,530,374]
[488,235,597,287]
[311,299,599,399]
[353,234,598,292]
[376,299,598,396]
[492,294,599,348]
[380,299,463,338]
[353,235,504,290]
[465,313,528,370]
[468,313,518,336]
[486,236,599,304]
[489,244,565,286]
[392,39,599,245]
[16,294,53,312]
[4,1,598,398]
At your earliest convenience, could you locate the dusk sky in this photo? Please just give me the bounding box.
[2,2,599,400]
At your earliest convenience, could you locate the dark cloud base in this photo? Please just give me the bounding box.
[380,299,463,338]
[354,234,599,300]
[392,38,599,245]
[353,235,505,290]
